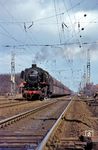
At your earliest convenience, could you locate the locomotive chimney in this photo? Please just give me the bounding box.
[32,64,37,68]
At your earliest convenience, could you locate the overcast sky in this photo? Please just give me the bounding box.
[0,0,98,91]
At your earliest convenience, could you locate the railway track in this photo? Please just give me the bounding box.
[0,97,71,150]
[0,99,16,104]
[0,101,30,108]
[37,96,95,150]
[0,100,58,128]
[0,99,45,120]
[37,99,73,150]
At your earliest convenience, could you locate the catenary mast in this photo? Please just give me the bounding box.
[87,49,90,84]
[11,51,15,96]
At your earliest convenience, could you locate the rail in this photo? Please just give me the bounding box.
[0,101,30,108]
[37,99,73,150]
[0,100,58,128]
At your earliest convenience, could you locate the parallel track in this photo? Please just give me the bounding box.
[0,97,71,149]
[0,100,58,128]
[0,99,43,120]
[0,101,30,108]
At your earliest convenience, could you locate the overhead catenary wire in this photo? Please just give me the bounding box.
[59,0,98,49]
[0,24,20,43]
[68,0,85,76]
[0,0,85,24]
[62,0,82,48]
[3,40,98,48]
[0,0,97,49]
[0,0,97,47]
[53,0,62,44]
[0,1,39,46]
[0,1,42,63]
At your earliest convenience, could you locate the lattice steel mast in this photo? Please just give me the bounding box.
[11,51,15,96]
[87,49,90,84]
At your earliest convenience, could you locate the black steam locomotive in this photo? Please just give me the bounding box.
[20,64,71,100]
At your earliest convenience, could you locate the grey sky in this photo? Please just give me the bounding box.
[0,0,98,91]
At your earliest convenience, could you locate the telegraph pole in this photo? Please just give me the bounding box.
[11,51,15,96]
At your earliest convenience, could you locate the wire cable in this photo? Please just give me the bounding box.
[53,0,62,44]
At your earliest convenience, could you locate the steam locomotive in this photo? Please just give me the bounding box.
[20,64,71,100]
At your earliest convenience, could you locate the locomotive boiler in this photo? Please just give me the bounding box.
[20,64,71,100]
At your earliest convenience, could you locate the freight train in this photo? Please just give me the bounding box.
[20,64,71,100]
